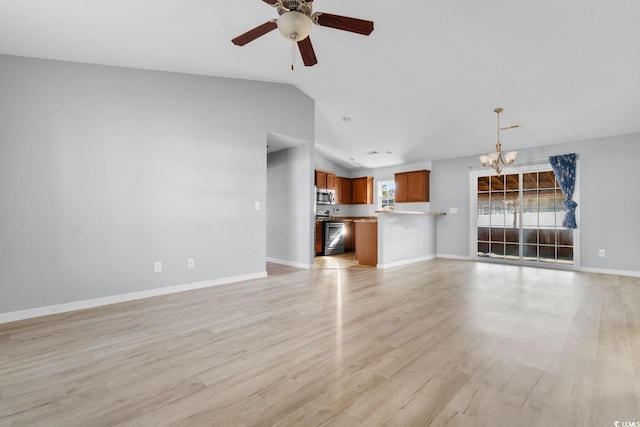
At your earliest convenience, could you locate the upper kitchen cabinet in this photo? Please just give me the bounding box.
[395,170,430,202]
[315,170,336,189]
[352,177,374,204]
[335,177,352,204]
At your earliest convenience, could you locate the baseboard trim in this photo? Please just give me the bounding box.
[0,271,267,325]
[266,257,312,270]
[579,266,640,278]
[436,254,473,261]
[378,254,437,269]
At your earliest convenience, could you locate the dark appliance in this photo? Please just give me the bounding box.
[323,221,345,255]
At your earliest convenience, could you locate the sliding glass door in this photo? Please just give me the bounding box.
[473,167,575,266]
[476,173,520,260]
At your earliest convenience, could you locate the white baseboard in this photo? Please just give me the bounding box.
[579,266,640,278]
[266,257,312,270]
[378,254,437,269]
[436,254,473,261]
[0,271,267,325]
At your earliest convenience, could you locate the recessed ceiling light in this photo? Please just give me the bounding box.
[367,150,378,155]
[386,150,393,154]
[342,116,351,122]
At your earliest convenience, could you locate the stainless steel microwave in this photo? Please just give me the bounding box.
[316,188,336,205]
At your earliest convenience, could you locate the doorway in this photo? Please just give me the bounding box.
[471,166,577,267]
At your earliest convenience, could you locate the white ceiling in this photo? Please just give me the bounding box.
[1,0,639,170]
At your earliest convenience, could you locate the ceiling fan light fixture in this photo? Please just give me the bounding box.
[277,11,312,41]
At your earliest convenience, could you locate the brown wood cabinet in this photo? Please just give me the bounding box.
[316,171,327,189]
[394,170,430,202]
[351,177,374,204]
[315,170,336,190]
[355,220,377,266]
[342,178,352,204]
[395,173,408,203]
[315,221,323,255]
[335,177,352,204]
[335,177,343,203]
[343,220,355,252]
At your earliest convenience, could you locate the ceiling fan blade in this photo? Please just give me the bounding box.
[261,0,278,4]
[297,37,318,67]
[313,12,374,36]
[231,20,277,46]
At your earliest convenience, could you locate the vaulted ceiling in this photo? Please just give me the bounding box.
[2,0,639,169]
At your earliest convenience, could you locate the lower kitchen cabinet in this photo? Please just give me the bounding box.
[315,221,323,255]
[355,220,377,266]
[344,220,355,252]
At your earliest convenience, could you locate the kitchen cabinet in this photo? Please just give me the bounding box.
[355,220,377,266]
[327,173,335,189]
[343,220,355,252]
[395,170,430,202]
[342,178,352,204]
[335,177,343,203]
[315,170,326,189]
[335,177,352,204]
[315,221,323,255]
[351,177,374,204]
[315,170,336,190]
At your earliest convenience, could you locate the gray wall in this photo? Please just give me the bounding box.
[267,144,314,267]
[0,54,314,313]
[431,132,640,273]
[314,152,350,178]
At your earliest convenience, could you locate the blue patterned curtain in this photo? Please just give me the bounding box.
[549,153,577,229]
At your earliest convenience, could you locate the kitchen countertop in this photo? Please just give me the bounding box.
[329,216,377,221]
[374,210,447,216]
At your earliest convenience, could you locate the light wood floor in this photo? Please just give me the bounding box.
[313,252,364,270]
[1,259,639,426]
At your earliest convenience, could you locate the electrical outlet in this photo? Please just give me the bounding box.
[187,258,194,268]
[154,261,162,273]
[598,249,606,258]
[254,201,261,210]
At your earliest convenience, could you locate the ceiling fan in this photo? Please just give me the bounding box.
[231,0,374,68]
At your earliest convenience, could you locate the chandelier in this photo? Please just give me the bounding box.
[479,107,520,176]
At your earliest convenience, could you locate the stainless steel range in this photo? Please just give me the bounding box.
[315,209,345,255]
[323,221,345,255]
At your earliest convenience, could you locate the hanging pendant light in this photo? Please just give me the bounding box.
[479,107,521,176]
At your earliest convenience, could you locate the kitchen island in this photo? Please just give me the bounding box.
[375,210,446,268]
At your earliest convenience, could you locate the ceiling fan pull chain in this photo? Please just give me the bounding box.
[291,39,295,70]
